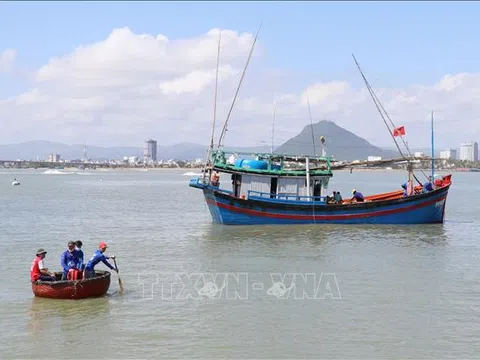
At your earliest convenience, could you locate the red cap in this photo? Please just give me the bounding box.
[99,242,108,249]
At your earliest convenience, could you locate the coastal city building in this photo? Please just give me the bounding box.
[367,156,382,162]
[144,139,157,162]
[47,154,60,162]
[440,149,457,160]
[459,142,478,162]
[414,152,425,158]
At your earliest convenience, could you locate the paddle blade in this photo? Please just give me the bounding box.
[118,276,124,294]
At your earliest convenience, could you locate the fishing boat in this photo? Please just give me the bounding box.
[189,29,452,225]
[12,179,20,186]
[190,150,451,225]
[31,271,111,299]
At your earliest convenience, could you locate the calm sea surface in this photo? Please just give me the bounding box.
[0,168,479,359]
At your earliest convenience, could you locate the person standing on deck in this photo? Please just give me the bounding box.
[84,242,117,279]
[75,240,85,271]
[351,189,365,202]
[60,241,80,280]
[31,249,56,282]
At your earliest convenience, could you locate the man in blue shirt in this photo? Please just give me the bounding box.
[60,241,80,280]
[75,240,85,270]
[422,177,434,193]
[352,189,365,202]
[84,242,117,279]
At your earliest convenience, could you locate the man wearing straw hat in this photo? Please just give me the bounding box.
[30,248,56,282]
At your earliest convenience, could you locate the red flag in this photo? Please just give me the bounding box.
[392,126,405,137]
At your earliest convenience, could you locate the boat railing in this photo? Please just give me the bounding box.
[247,190,327,204]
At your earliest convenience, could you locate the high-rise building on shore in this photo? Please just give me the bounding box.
[459,142,478,162]
[48,154,60,162]
[440,149,457,160]
[144,139,157,162]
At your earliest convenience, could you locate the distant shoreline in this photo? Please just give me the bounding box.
[0,166,464,173]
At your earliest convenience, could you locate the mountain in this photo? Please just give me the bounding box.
[0,141,271,161]
[274,120,397,161]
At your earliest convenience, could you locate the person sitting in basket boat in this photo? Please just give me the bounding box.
[84,242,117,279]
[75,240,85,271]
[31,248,56,282]
[61,241,81,280]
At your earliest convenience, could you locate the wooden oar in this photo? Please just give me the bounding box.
[112,258,124,294]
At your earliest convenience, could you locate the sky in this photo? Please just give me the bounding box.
[1,1,480,149]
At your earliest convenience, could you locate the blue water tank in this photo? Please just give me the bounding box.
[234,159,268,170]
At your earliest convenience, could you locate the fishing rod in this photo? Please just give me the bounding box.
[352,54,425,185]
[217,22,262,148]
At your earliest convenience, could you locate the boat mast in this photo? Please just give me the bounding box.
[305,156,311,197]
[305,90,316,156]
[431,110,435,180]
[271,95,276,154]
[217,23,262,148]
[203,30,222,183]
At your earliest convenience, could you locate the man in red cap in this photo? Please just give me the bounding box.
[30,248,56,282]
[84,242,117,279]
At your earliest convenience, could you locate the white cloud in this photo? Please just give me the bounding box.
[0,49,17,74]
[1,27,480,150]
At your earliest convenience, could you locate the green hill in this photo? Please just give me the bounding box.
[275,120,397,161]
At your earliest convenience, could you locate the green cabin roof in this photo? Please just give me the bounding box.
[210,149,333,177]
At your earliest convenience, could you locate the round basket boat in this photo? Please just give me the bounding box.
[31,271,111,299]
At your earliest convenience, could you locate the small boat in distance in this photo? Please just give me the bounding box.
[31,271,111,299]
[12,178,20,186]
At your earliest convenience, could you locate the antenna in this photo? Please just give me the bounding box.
[217,22,262,147]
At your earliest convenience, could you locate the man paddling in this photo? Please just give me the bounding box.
[31,248,56,282]
[84,242,117,279]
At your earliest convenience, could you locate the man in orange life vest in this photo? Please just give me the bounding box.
[30,248,56,282]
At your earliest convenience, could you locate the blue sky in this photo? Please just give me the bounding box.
[0,1,479,148]
[2,1,479,87]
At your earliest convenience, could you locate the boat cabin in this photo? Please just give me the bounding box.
[204,150,333,204]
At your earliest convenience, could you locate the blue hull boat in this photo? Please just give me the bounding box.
[189,150,452,226]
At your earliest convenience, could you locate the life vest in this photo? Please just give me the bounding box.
[30,256,42,282]
[67,269,82,280]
